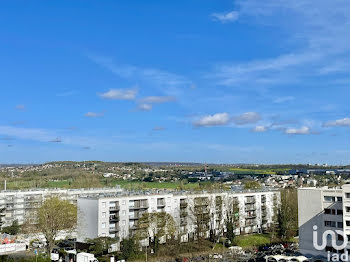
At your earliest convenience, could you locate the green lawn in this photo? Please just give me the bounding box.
[233,234,271,248]
[109,180,200,190]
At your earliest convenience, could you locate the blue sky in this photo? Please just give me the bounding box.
[1,0,350,164]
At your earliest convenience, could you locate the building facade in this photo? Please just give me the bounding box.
[77,190,279,247]
[298,185,350,259]
[0,187,122,227]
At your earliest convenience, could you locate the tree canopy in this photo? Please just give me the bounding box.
[36,197,77,255]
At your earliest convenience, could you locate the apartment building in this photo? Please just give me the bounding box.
[298,185,350,259]
[77,190,280,247]
[0,187,122,227]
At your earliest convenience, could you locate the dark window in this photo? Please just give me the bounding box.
[332,209,336,215]
[338,222,343,228]
[337,209,343,215]
[325,221,336,227]
[324,196,336,202]
[325,209,331,214]
[338,197,343,202]
[346,221,350,226]
[346,193,350,198]
[338,234,344,241]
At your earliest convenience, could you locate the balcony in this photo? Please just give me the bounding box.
[109,215,119,222]
[109,205,120,212]
[245,198,256,204]
[109,226,120,233]
[180,202,188,208]
[129,204,148,210]
[245,205,256,211]
[157,199,166,207]
[129,212,146,220]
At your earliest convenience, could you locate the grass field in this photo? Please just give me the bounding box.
[109,180,200,190]
[233,234,272,248]
[1,178,201,191]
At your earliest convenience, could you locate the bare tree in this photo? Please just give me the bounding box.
[135,212,176,253]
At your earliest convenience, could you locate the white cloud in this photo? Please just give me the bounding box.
[99,88,137,100]
[194,113,230,127]
[273,96,295,103]
[323,118,350,127]
[211,11,239,23]
[139,96,175,104]
[211,0,350,88]
[137,104,153,111]
[233,112,261,125]
[85,112,104,118]
[87,54,191,91]
[252,126,268,132]
[284,126,310,135]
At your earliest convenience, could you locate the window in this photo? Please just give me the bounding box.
[325,221,336,227]
[122,210,126,215]
[346,193,350,198]
[102,222,106,229]
[347,207,350,212]
[102,202,106,208]
[324,196,336,202]
[122,200,126,205]
[337,210,343,215]
[338,234,344,241]
[325,209,331,214]
[346,221,350,227]
[338,222,343,228]
[337,197,343,202]
[122,220,126,226]
[332,209,336,215]
[102,212,106,218]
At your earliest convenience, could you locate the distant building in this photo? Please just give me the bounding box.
[0,187,123,227]
[77,190,280,249]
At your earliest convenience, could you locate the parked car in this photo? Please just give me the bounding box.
[31,241,45,248]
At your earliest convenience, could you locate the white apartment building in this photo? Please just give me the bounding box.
[77,190,279,247]
[0,187,122,227]
[298,185,350,259]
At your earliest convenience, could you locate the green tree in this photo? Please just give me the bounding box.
[276,189,298,240]
[225,197,239,243]
[87,237,116,257]
[36,197,77,255]
[2,219,20,235]
[120,237,139,260]
[243,181,261,190]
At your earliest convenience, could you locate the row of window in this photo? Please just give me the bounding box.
[324,220,343,228]
[324,194,350,202]
[324,208,343,215]
[324,196,343,202]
